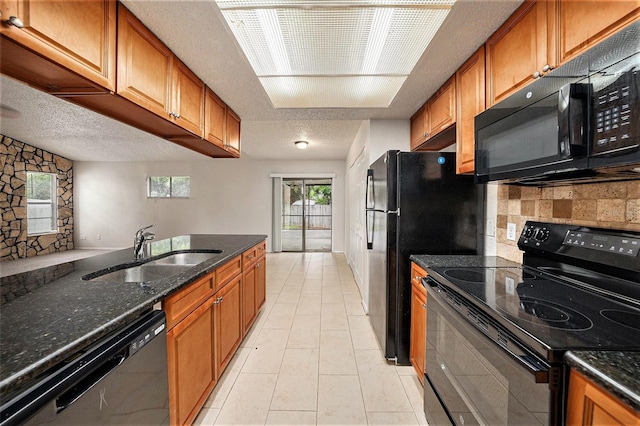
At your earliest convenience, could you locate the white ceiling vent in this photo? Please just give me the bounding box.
[216,0,454,109]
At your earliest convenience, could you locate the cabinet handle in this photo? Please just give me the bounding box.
[532,71,542,79]
[422,303,427,309]
[214,296,223,305]
[169,112,181,119]
[248,254,255,259]
[5,15,24,28]
[414,275,421,282]
[542,64,554,73]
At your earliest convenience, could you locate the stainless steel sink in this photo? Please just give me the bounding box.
[88,264,192,283]
[84,250,221,282]
[147,252,219,266]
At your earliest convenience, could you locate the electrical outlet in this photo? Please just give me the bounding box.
[96,234,101,240]
[80,234,86,240]
[506,223,517,241]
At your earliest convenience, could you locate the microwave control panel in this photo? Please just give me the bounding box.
[592,68,639,154]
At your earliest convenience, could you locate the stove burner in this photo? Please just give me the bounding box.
[496,296,593,331]
[600,310,640,330]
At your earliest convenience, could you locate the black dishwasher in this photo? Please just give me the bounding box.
[0,310,169,425]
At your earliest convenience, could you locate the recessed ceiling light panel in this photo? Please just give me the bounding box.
[216,0,455,108]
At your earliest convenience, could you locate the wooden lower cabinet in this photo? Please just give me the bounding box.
[165,241,266,426]
[242,265,257,335]
[255,255,266,311]
[215,274,243,375]
[242,244,267,336]
[566,369,640,426]
[167,297,216,426]
[409,262,428,385]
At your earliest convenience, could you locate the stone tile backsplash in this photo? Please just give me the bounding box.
[1,135,74,261]
[496,181,640,262]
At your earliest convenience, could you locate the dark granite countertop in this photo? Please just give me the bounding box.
[565,351,640,412]
[409,254,519,271]
[0,234,266,401]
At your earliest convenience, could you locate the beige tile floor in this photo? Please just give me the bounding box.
[194,252,427,426]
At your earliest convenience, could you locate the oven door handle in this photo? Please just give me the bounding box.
[425,278,550,384]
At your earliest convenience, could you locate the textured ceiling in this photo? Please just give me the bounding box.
[0,0,523,162]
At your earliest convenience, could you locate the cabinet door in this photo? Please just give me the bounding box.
[225,108,241,157]
[455,46,485,175]
[409,263,427,384]
[215,274,242,374]
[242,267,256,335]
[558,2,640,64]
[566,370,640,426]
[171,58,204,136]
[485,0,556,106]
[117,5,172,118]
[0,0,116,92]
[410,106,429,150]
[427,77,456,137]
[255,256,266,312]
[205,88,227,147]
[167,298,216,426]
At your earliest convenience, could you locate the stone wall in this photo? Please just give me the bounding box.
[496,180,640,262]
[0,135,73,261]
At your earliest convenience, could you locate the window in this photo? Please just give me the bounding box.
[147,176,190,198]
[26,172,57,235]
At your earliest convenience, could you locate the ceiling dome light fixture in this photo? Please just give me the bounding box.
[295,140,309,150]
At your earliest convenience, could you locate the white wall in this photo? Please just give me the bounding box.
[369,119,410,164]
[344,119,410,312]
[74,157,346,252]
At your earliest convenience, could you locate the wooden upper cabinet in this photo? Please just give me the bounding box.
[225,108,241,157]
[205,88,227,147]
[427,76,456,137]
[558,1,640,64]
[171,58,204,137]
[117,5,172,118]
[566,369,640,426]
[410,77,456,151]
[410,105,429,150]
[485,0,556,106]
[455,46,485,175]
[0,0,116,93]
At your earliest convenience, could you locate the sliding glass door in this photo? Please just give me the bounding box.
[281,179,332,252]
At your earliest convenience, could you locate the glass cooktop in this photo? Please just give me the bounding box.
[428,265,640,355]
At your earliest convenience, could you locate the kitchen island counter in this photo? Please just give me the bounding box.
[0,234,266,400]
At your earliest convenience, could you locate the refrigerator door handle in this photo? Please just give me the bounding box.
[365,169,374,210]
[366,210,374,249]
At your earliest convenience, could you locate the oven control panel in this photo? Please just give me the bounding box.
[563,230,640,257]
[519,221,640,274]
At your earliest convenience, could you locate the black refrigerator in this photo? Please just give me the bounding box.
[366,150,482,365]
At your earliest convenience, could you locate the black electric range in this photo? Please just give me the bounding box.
[422,221,640,425]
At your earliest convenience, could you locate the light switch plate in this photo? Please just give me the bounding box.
[486,220,495,237]
[506,223,517,241]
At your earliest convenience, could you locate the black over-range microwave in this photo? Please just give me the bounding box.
[475,21,640,185]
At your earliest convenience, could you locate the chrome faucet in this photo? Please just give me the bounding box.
[134,224,155,259]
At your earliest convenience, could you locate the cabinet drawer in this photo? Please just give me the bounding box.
[242,241,265,269]
[215,255,242,292]
[164,272,215,330]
